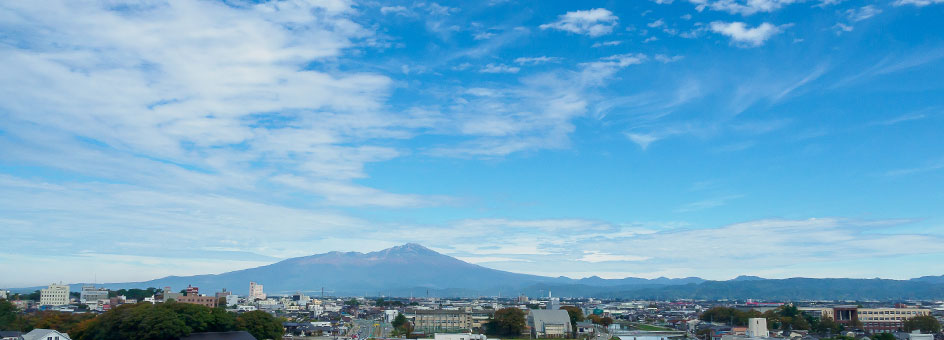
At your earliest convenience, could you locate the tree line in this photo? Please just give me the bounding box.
[0,299,284,340]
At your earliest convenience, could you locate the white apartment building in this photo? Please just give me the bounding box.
[40,284,70,306]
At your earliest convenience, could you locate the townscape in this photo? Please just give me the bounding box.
[3,0,944,340]
[1,282,942,340]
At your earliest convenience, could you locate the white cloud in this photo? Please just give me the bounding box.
[514,56,562,65]
[894,0,944,6]
[380,5,410,16]
[648,19,666,28]
[592,40,623,47]
[474,31,496,40]
[833,22,854,34]
[480,63,521,73]
[655,54,685,63]
[578,251,651,263]
[688,0,800,15]
[710,21,786,47]
[626,133,661,150]
[540,8,619,37]
[847,5,881,22]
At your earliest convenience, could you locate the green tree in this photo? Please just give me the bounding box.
[237,310,283,340]
[601,317,614,328]
[699,307,757,326]
[871,333,895,340]
[0,299,17,330]
[391,313,413,336]
[560,306,585,329]
[903,315,941,333]
[812,317,841,335]
[486,308,526,336]
[76,303,192,340]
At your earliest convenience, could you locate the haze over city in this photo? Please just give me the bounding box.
[2,0,944,289]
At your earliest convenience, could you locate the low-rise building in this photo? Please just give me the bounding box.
[857,308,931,333]
[433,333,490,340]
[177,295,217,308]
[412,309,474,333]
[527,309,573,338]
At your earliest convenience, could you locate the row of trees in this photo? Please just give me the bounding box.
[700,306,841,333]
[0,299,283,340]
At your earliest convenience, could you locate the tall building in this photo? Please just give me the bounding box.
[79,285,109,304]
[249,282,266,300]
[185,285,199,296]
[40,283,70,306]
[0,289,8,300]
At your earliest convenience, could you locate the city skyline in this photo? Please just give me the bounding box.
[2,0,944,287]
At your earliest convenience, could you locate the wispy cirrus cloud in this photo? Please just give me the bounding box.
[688,0,800,15]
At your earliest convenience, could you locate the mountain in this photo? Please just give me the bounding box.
[69,244,572,296]
[17,243,944,299]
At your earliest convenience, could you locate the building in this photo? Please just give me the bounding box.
[249,282,265,301]
[433,333,490,340]
[906,331,933,340]
[224,294,239,307]
[1,331,23,340]
[22,329,71,340]
[856,308,931,333]
[79,285,109,304]
[39,284,69,306]
[412,309,474,333]
[384,310,400,323]
[185,285,200,296]
[798,307,834,320]
[0,290,8,300]
[527,309,573,338]
[162,287,183,302]
[548,297,560,311]
[746,318,768,337]
[177,294,218,308]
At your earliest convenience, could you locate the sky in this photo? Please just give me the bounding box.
[1,0,943,288]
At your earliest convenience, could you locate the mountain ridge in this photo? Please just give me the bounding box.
[10,244,944,300]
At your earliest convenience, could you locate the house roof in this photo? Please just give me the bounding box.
[22,329,70,340]
[180,331,258,340]
[0,331,23,337]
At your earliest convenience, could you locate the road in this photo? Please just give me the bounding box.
[351,318,393,339]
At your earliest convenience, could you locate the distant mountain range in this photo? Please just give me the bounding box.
[13,243,944,300]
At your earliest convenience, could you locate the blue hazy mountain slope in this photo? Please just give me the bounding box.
[26,244,944,300]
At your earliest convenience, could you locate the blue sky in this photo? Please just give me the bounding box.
[1,0,943,287]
